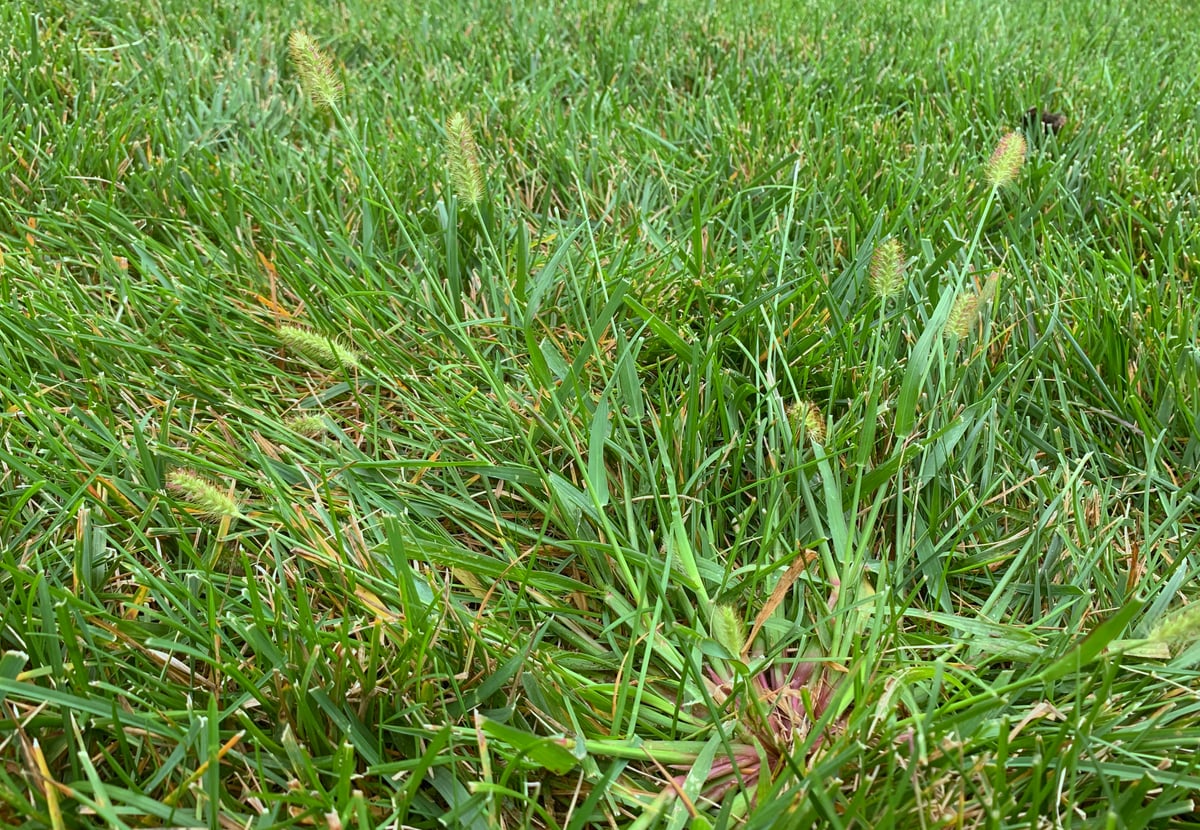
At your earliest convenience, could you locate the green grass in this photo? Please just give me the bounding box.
[2,0,1200,826]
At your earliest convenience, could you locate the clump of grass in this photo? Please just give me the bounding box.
[683,650,845,804]
[284,27,432,287]
[3,2,1200,828]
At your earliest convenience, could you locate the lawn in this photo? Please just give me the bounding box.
[2,0,1200,826]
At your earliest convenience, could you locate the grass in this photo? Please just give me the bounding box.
[2,0,1200,826]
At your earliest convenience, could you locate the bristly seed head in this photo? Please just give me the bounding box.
[288,31,342,111]
[445,112,484,207]
[940,291,979,338]
[946,271,1001,340]
[788,401,827,444]
[869,237,905,301]
[278,325,362,370]
[167,470,242,521]
[977,269,1001,304]
[945,292,981,339]
[985,131,1027,188]
[710,605,747,659]
[1149,603,1200,648]
[286,414,327,438]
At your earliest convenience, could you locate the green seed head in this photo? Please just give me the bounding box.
[788,401,827,444]
[278,325,362,370]
[710,605,747,659]
[945,291,981,339]
[869,237,905,300]
[978,270,1001,304]
[1149,603,1200,648]
[288,31,342,111]
[167,470,242,521]
[445,112,485,207]
[985,131,1027,188]
[946,272,1002,340]
[286,414,327,438]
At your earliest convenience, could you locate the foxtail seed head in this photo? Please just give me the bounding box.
[946,271,1002,340]
[278,325,362,370]
[445,113,484,207]
[710,605,747,659]
[985,131,1027,188]
[1149,603,1200,648]
[788,400,827,444]
[945,292,981,339]
[286,414,327,438]
[167,470,242,521]
[869,237,905,300]
[288,31,342,111]
[978,269,1001,303]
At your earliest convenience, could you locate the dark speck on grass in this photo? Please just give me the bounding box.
[1023,106,1067,136]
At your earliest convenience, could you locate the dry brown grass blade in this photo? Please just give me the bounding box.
[743,550,817,659]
